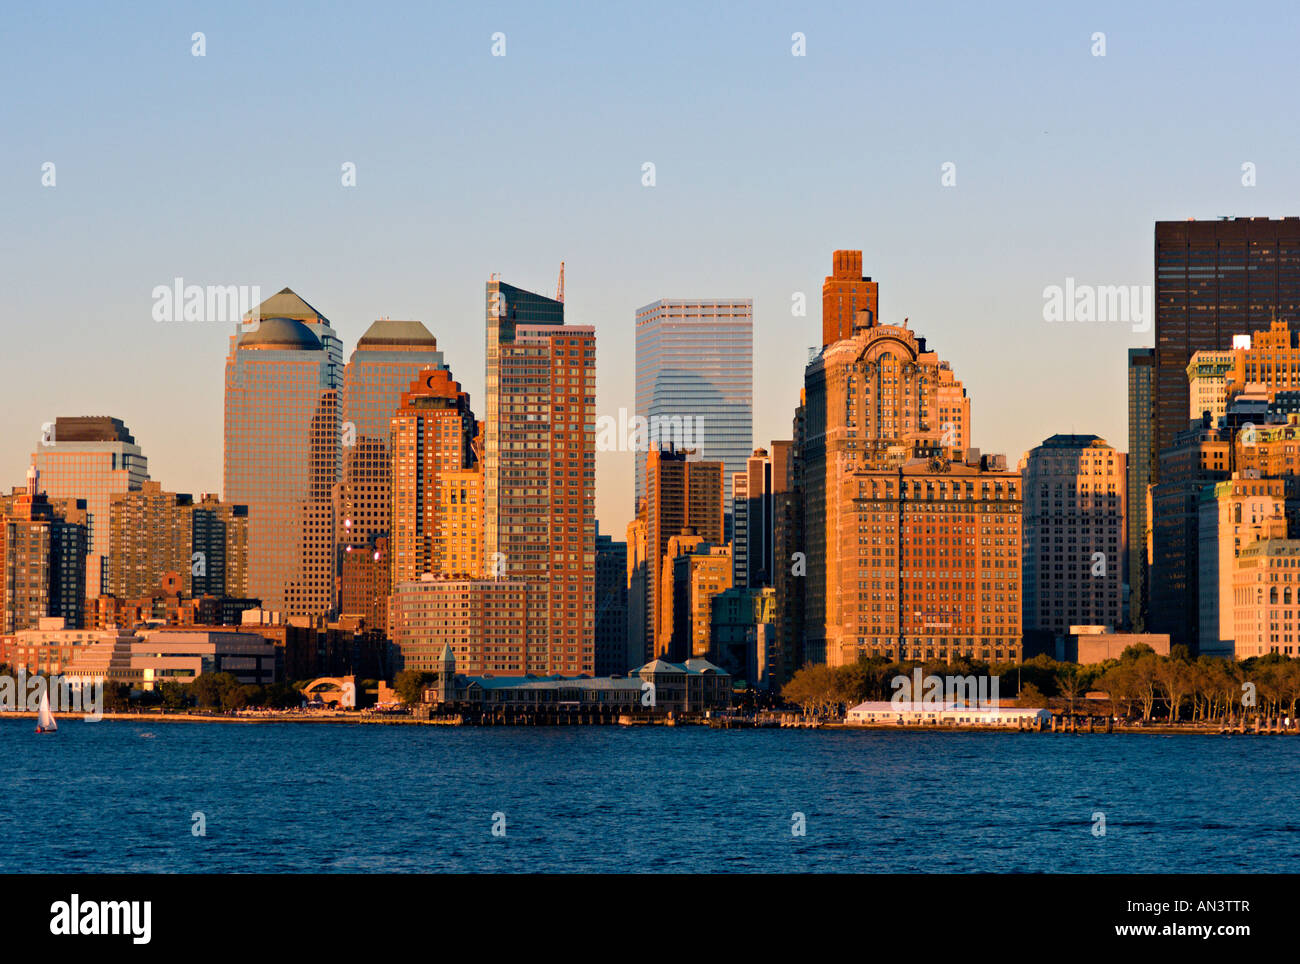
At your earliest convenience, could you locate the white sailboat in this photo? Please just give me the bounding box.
[35,688,57,734]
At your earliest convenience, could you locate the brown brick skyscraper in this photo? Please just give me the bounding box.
[822,250,879,347]
[1153,218,1300,471]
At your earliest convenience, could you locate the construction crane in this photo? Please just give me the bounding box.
[556,261,565,303]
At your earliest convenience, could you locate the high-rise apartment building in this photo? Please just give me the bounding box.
[1153,218,1300,469]
[484,277,564,569]
[0,467,88,633]
[643,448,724,663]
[484,277,596,675]
[224,292,341,617]
[634,299,753,510]
[31,416,148,600]
[107,481,193,600]
[389,367,479,584]
[107,483,249,603]
[822,249,880,348]
[1019,435,1126,638]
[337,320,444,626]
[191,494,249,599]
[1127,347,1155,630]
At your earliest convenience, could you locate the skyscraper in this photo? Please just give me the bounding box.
[1153,218,1300,468]
[803,257,1018,666]
[484,276,595,675]
[643,447,724,663]
[107,484,249,603]
[224,292,341,617]
[389,367,479,585]
[626,507,648,672]
[484,277,565,571]
[1019,435,1126,639]
[107,481,193,600]
[1148,417,1231,647]
[1127,347,1155,630]
[191,494,249,599]
[30,416,148,601]
[732,443,789,589]
[0,467,87,633]
[337,320,444,626]
[660,535,731,662]
[634,299,753,510]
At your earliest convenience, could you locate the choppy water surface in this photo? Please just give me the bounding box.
[4,720,1296,872]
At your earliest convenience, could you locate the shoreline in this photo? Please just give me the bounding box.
[1,710,1294,735]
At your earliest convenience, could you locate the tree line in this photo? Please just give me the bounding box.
[780,645,1300,724]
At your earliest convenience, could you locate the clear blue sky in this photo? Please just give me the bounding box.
[2,0,1298,538]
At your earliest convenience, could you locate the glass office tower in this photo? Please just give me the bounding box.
[224,294,342,617]
[633,299,753,512]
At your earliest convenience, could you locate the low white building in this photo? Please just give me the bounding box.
[845,701,1050,728]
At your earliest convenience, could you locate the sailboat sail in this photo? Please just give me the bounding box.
[36,689,57,732]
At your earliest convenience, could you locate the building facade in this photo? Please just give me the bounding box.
[643,448,724,663]
[822,249,880,348]
[387,574,529,674]
[0,470,88,634]
[1147,417,1232,649]
[659,536,731,662]
[1127,347,1155,630]
[30,416,148,600]
[1198,475,1286,656]
[594,528,629,676]
[389,367,480,585]
[1019,434,1125,639]
[1233,539,1300,658]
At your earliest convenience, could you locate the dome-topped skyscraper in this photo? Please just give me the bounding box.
[224,290,341,617]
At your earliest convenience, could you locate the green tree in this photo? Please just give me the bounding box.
[393,669,434,705]
[191,672,240,710]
